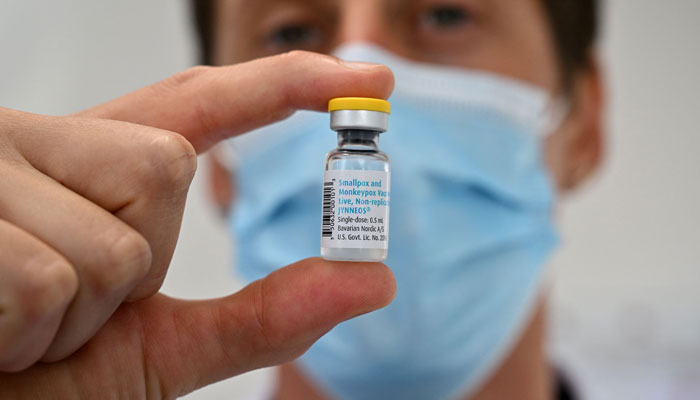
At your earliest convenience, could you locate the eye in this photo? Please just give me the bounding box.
[420,5,471,30]
[267,23,322,49]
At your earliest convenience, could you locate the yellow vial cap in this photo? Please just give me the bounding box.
[328,97,391,114]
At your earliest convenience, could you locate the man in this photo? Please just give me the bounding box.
[201,0,602,399]
[0,1,602,399]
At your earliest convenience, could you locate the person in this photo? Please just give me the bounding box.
[0,36,396,399]
[0,0,603,399]
[199,0,603,399]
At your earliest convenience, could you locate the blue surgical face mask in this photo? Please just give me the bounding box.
[225,43,561,400]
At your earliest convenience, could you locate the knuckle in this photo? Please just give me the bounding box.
[163,65,213,89]
[145,131,197,192]
[93,229,152,292]
[279,49,316,63]
[19,258,78,320]
[276,49,338,69]
[250,279,276,351]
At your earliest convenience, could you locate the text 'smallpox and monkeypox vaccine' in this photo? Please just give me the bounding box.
[321,97,391,262]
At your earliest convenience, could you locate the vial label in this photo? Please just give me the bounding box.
[321,170,390,249]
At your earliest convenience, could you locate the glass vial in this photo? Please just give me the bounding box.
[321,97,391,262]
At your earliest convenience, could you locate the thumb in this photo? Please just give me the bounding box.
[142,257,396,398]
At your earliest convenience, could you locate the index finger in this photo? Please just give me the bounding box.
[77,51,394,153]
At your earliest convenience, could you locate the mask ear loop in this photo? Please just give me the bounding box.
[541,97,572,137]
[212,141,239,172]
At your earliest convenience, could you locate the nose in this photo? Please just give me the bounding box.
[334,0,394,50]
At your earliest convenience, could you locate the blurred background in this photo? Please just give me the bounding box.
[1,1,698,399]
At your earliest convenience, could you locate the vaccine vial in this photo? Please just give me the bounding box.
[321,97,391,262]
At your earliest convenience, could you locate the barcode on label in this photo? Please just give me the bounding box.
[322,180,335,237]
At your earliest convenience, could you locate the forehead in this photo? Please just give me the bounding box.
[220,0,541,19]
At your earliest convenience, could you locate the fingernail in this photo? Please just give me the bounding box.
[342,61,381,70]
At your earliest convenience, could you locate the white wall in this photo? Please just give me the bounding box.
[549,1,700,399]
[0,1,698,399]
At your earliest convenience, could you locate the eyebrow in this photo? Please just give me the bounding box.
[377,0,414,25]
[387,0,416,10]
[237,0,338,18]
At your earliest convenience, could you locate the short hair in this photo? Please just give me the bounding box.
[540,0,600,89]
[192,0,215,67]
[190,0,599,88]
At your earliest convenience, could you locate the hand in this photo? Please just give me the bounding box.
[0,51,395,395]
[0,258,395,398]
